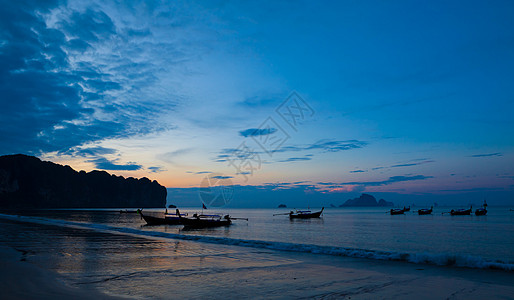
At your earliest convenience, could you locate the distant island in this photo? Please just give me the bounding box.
[278,204,287,208]
[0,154,166,208]
[337,193,393,207]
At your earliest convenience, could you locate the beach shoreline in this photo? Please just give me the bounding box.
[0,246,125,299]
[1,216,514,299]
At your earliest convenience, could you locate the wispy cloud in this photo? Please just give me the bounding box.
[239,128,277,137]
[350,169,366,173]
[158,148,194,163]
[391,160,434,168]
[214,139,367,163]
[470,153,503,158]
[274,139,368,153]
[370,159,434,171]
[339,175,433,187]
[278,157,312,163]
[211,175,234,180]
[148,166,166,173]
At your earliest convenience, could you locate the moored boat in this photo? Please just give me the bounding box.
[475,207,487,216]
[176,209,232,228]
[417,206,433,215]
[403,206,410,212]
[289,207,324,219]
[449,206,472,216]
[140,213,182,225]
[390,208,405,215]
[475,200,487,216]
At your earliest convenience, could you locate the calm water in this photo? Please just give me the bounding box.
[2,206,514,269]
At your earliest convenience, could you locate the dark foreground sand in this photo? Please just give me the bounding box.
[1,217,513,299]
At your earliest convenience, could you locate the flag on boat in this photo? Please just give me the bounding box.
[202,203,207,209]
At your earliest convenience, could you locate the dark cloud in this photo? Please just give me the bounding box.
[278,157,312,163]
[87,157,142,171]
[470,153,503,158]
[195,171,213,174]
[239,128,278,137]
[306,140,367,152]
[211,175,234,180]
[350,170,366,173]
[391,160,434,168]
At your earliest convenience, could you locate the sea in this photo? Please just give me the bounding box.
[1,206,513,271]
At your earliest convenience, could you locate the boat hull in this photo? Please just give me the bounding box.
[180,218,231,228]
[142,214,182,226]
[475,209,487,216]
[450,209,472,216]
[418,209,432,215]
[289,208,324,219]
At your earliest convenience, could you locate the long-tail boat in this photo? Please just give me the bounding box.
[138,209,186,226]
[140,213,182,225]
[176,209,238,228]
[475,200,487,216]
[390,208,406,215]
[417,206,433,215]
[289,207,324,219]
[475,207,487,216]
[449,206,472,216]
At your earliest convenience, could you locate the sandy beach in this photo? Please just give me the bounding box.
[1,217,513,299]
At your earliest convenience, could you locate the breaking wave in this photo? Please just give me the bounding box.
[1,213,513,271]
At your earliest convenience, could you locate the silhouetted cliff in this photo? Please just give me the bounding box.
[0,154,167,208]
[340,193,394,207]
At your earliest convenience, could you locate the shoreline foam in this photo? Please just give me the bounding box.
[1,213,512,272]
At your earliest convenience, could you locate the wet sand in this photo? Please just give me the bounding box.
[0,246,124,299]
[1,217,513,299]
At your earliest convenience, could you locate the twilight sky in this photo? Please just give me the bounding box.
[1,0,513,206]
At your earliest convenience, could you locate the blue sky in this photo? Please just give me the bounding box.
[1,0,513,206]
